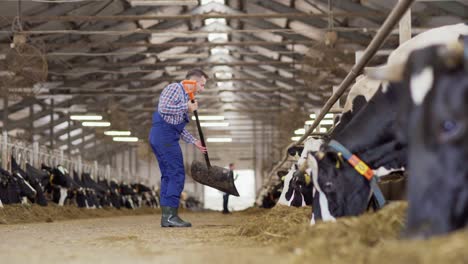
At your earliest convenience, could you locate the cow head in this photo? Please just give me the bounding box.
[277,138,323,207]
[405,41,468,238]
[309,145,372,221]
[368,38,468,238]
[307,79,408,222]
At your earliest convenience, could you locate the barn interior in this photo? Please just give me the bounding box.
[0,0,467,263]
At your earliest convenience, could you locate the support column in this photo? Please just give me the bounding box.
[81,129,85,155]
[3,96,8,132]
[59,149,64,164]
[50,99,54,149]
[29,104,34,142]
[134,147,139,182]
[78,155,82,180]
[2,131,7,169]
[399,0,412,45]
[67,112,71,155]
[33,142,39,168]
[94,160,98,178]
[106,164,111,181]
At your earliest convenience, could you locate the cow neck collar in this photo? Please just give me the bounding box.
[327,139,386,209]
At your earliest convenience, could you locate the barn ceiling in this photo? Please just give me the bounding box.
[0,0,466,164]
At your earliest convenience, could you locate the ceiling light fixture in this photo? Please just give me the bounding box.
[113,137,139,142]
[104,131,131,136]
[129,0,199,6]
[192,115,225,121]
[200,122,229,127]
[82,122,111,127]
[70,115,102,121]
[207,137,232,143]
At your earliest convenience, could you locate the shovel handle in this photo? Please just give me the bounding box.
[192,100,211,168]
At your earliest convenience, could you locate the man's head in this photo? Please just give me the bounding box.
[229,163,235,170]
[186,69,208,93]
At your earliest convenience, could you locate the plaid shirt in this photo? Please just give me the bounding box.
[158,83,197,144]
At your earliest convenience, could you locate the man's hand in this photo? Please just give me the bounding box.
[188,100,198,112]
[194,140,207,153]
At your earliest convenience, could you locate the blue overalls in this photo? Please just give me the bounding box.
[149,84,189,208]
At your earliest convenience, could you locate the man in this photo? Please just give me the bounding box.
[149,69,208,228]
[222,163,236,214]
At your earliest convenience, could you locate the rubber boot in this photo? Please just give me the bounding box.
[161,206,192,228]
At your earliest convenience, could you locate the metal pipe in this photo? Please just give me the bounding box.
[263,0,416,186]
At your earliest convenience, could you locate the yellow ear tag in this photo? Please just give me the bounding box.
[304,173,311,185]
[337,152,345,164]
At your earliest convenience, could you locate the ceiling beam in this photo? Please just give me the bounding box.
[2,11,387,23]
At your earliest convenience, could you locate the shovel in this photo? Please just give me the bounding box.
[182,80,240,196]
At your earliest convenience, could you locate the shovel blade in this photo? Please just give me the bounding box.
[190,160,240,196]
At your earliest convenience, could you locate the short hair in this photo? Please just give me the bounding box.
[186,68,209,79]
[229,163,235,167]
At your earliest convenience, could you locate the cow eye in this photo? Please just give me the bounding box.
[440,120,462,141]
[323,181,333,192]
[442,120,457,132]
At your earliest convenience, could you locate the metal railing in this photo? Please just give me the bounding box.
[0,131,123,182]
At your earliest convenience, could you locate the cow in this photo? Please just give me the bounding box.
[275,79,376,210]
[305,23,468,224]
[120,181,137,209]
[276,137,323,207]
[11,158,47,206]
[41,164,80,206]
[367,34,468,238]
[9,158,37,205]
[132,183,159,208]
[26,163,50,206]
[81,172,109,208]
[98,178,122,209]
[0,168,22,205]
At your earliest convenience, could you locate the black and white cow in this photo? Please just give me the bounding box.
[98,178,122,209]
[42,164,79,206]
[9,158,37,205]
[277,138,323,207]
[120,181,137,209]
[275,76,377,209]
[0,168,21,206]
[26,163,51,206]
[308,81,407,222]
[11,158,47,206]
[368,31,468,237]
[300,23,468,224]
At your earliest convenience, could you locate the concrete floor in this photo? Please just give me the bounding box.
[0,211,292,264]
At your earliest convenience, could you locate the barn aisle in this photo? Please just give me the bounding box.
[0,212,292,264]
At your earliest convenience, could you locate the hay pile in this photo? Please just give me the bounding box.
[241,202,468,264]
[290,201,468,264]
[238,205,311,241]
[0,204,160,224]
[289,202,406,264]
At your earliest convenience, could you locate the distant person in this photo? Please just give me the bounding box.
[222,163,237,214]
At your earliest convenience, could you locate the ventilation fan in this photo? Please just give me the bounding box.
[0,33,48,98]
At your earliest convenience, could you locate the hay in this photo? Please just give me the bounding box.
[289,201,407,264]
[0,204,160,225]
[238,205,311,242]
[287,201,468,264]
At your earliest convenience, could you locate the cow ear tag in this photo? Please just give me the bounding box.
[304,173,311,185]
